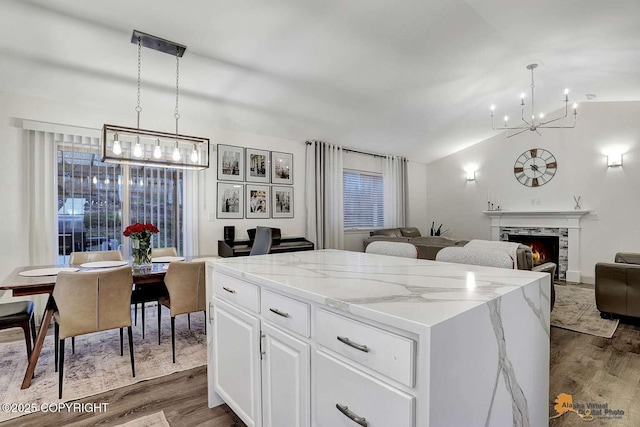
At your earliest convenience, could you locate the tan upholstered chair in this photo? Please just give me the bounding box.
[53,266,135,399]
[158,262,205,363]
[151,247,178,257]
[69,250,122,265]
[131,247,177,337]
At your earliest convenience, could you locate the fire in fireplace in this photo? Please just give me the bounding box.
[507,234,560,279]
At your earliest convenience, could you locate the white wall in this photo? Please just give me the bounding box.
[426,101,640,282]
[342,151,428,252]
[0,91,305,302]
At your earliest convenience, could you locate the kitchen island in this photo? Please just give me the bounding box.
[205,249,550,427]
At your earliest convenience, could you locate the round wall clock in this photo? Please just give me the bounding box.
[513,148,557,187]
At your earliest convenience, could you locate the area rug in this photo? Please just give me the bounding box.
[551,284,619,338]
[0,306,206,422]
[115,410,171,427]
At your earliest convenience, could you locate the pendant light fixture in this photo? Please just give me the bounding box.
[490,64,578,138]
[102,30,209,170]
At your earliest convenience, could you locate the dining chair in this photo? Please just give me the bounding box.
[0,301,37,361]
[151,247,178,257]
[130,247,177,337]
[69,250,123,265]
[435,247,513,269]
[365,241,418,258]
[157,262,205,363]
[53,266,135,399]
[249,226,272,256]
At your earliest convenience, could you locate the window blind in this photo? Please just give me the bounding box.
[343,170,384,228]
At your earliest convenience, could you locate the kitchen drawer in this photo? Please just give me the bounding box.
[213,274,260,313]
[315,309,415,387]
[313,350,414,427]
[261,289,310,338]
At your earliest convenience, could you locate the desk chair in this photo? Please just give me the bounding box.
[0,302,37,361]
[249,226,272,256]
[158,262,205,363]
[53,266,135,399]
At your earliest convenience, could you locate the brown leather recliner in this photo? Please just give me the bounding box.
[596,253,640,319]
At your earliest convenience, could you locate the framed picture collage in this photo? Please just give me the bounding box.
[216,144,293,219]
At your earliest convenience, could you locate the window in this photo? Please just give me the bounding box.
[57,139,184,262]
[343,170,384,228]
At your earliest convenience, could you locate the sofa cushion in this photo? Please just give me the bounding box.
[400,227,421,238]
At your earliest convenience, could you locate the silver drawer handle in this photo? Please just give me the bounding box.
[336,403,368,427]
[222,286,236,294]
[269,308,290,318]
[337,336,370,353]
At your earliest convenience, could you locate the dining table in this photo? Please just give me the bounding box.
[0,256,218,389]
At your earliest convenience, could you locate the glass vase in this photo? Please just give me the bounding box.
[131,236,152,270]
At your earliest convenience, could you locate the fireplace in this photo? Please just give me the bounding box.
[507,234,560,279]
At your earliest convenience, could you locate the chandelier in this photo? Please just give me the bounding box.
[102,30,210,170]
[490,63,578,138]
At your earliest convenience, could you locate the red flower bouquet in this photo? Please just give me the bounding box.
[123,223,159,267]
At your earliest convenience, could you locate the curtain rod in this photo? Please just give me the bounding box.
[305,140,402,160]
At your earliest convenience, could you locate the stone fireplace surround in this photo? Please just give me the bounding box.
[483,210,589,283]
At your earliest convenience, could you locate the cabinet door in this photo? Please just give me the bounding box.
[213,298,262,427]
[262,322,310,427]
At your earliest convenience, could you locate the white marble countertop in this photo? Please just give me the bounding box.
[210,250,548,332]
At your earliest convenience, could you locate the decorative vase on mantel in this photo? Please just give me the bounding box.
[123,222,159,271]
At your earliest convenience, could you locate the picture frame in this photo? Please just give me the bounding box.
[217,182,244,219]
[271,151,293,185]
[272,186,294,218]
[245,148,270,183]
[217,144,244,182]
[246,184,270,219]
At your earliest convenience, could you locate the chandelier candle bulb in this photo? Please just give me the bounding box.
[133,141,143,158]
[112,134,122,155]
[153,139,162,159]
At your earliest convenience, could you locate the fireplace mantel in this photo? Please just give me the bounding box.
[483,210,589,283]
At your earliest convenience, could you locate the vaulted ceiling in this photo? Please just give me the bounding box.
[1,0,639,163]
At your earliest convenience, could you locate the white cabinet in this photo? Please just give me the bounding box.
[212,298,262,427]
[261,322,310,427]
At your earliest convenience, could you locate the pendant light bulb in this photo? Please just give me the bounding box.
[172,143,181,161]
[190,144,199,163]
[112,133,122,155]
[153,139,162,159]
[133,140,143,158]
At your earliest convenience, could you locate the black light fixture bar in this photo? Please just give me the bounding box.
[131,30,187,57]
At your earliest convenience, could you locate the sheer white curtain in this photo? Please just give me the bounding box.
[305,141,344,249]
[383,155,407,228]
[182,170,200,257]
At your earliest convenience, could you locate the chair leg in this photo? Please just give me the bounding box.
[141,303,146,339]
[54,323,59,373]
[188,313,191,330]
[157,302,162,345]
[30,315,37,348]
[134,303,138,326]
[203,311,207,334]
[171,316,176,364]
[120,328,124,357]
[58,338,65,399]
[128,326,135,377]
[22,322,33,359]
[71,337,75,354]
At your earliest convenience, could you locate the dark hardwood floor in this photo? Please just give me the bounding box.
[3,284,640,426]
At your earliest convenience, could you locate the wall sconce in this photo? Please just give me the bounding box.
[607,153,623,168]
[465,169,476,181]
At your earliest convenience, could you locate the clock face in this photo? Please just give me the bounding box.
[513,148,557,187]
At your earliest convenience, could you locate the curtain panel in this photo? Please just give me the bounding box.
[305,141,344,250]
[383,155,408,228]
